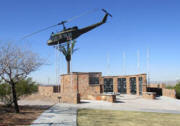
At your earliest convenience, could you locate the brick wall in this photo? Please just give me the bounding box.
[162,88,176,98]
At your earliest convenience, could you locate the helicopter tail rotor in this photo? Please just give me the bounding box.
[102,9,112,17]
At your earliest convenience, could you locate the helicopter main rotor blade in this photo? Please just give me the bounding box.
[21,24,59,40]
[66,8,99,23]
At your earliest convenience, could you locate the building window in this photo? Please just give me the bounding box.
[89,77,99,85]
[89,74,99,85]
[118,78,126,94]
[139,77,143,95]
[104,78,113,92]
[53,86,60,93]
[130,77,136,94]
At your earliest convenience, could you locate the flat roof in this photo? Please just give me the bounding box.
[61,72,102,76]
[39,85,60,87]
[60,72,146,77]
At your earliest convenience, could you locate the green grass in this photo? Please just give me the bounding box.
[77,109,180,126]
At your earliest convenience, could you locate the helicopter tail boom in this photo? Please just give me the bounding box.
[102,14,108,23]
[78,9,112,34]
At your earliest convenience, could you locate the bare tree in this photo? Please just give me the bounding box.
[0,43,43,113]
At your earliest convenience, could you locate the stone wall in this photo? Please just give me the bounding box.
[60,74,80,104]
[38,85,60,101]
[38,86,53,96]
[77,73,102,99]
[142,74,147,93]
[162,88,176,98]
[60,72,102,102]
[142,92,156,99]
[96,94,116,102]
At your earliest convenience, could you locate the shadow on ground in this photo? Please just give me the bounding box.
[0,105,51,125]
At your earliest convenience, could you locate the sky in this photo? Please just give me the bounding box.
[0,0,180,84]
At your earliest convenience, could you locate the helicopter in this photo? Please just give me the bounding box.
[47,9,112,46]
[21,9,112,45]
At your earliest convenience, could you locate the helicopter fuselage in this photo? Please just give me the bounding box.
[47,27,81,45]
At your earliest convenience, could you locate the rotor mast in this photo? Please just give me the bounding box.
[58,21,67,30]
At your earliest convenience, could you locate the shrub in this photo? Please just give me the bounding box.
[0,83,13,106]
[16,78,38,98]
[0,78,38,106]
[175,82,180,99]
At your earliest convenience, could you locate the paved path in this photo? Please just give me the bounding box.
[31,105,77,126]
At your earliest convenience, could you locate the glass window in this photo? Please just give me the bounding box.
[118,78,126,94]
[130,77,136,94]
[104,78,113,92]
[53,86,60,93]
[89,77,99,85]
[89,74,99,85]
[139,77,143,95]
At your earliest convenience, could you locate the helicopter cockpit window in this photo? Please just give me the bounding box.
[73,26,78,29]
[54,36,58,41]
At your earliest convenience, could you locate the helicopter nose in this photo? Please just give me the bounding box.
[47,39,53,45]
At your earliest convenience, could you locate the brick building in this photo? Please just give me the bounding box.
[60,72,147,103]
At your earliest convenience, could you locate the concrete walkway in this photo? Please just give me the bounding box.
[54,95,180,114]
[31,105,77,126]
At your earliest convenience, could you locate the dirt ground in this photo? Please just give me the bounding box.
[0,105,51,126]
[0,93,56,126]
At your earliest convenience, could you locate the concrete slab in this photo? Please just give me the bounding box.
[31,105,77,126]
[55,94,180,114]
